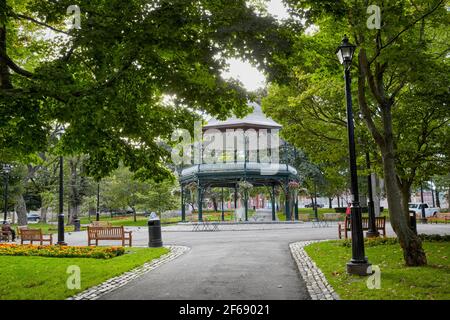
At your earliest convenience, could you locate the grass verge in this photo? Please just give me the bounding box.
[304,240,450,300]
[0,247,169,300]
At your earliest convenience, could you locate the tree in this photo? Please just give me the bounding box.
[142,179,178,216]
[102,166,148,221]
[268,0,449,265]
[433,174,450,209]
[102,165,177,220]
[1,0,292,180]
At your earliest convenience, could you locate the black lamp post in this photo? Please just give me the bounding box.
[96,181,100,221]
[2,164,11,224]
[336,35,371,275]
[57,129,67,245]
[176,166,186,222]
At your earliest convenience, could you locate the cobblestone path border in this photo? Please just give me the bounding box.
[290,241,340,300]
[68,245,190,300]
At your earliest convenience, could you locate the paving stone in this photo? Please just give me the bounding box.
[68,245,190,300]
[289,241,340,300]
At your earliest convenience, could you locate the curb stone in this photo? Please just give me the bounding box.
[67,245,190,300]
[290,241,340,300]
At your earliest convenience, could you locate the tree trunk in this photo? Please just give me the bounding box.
[399,182,412,223]
[68,205,79,225]
[14,194,28,226]
[132,207,137,222]
[328,197,333,209]
[358,50,427,266]
[435,190,440,208]
[212,197,218,212]
[40,206,48,224]
[447,187,450,209]
[383,153,426,265]
[0,5,12,90]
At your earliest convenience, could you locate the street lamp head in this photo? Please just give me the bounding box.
[56,127,65,140]
[336,35,356,68]
[2,164,11,174]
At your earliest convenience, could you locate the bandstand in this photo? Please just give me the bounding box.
[179,102,300,222]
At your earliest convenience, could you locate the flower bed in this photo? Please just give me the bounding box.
[0,244,125,259]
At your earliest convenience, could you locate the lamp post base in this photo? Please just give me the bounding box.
[347,260,372,276]
[366,230,380,238]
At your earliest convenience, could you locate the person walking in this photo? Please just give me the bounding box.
[345,202,351,216]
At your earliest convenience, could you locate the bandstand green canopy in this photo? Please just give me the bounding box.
[179,102,300,222]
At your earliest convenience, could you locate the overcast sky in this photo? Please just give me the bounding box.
[221,0,290,92]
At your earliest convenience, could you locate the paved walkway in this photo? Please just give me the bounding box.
[64,223,450,300]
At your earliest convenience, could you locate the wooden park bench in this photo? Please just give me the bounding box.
[338,216,386,239]
[16,226,28,239]
[20,229,53,245]
[427,213,450,224]
[87,226,132,246]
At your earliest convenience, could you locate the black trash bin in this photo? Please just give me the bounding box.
[148,218,163,247]
[73,219,81,232]
[409,211,417,234]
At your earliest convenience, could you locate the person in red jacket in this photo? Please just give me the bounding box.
[345,202,351,216]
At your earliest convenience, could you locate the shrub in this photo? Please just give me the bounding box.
[0,244,125,259]
[341,234,450,247]
[341,237,399,247]
[418,234,450,242]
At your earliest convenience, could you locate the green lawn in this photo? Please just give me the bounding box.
[304,240,450,300]
[0,247,169,300]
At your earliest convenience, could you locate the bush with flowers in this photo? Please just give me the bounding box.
[0,244,125,259]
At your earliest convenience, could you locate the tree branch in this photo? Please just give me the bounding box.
[4,54,34,78]
[15,14,70,36]
[360,48,385,107]
[369,0,445,64]
[357,51,385,150]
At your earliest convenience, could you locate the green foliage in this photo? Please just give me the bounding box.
[418,234,450,242]
[2,0,293,179]
[265,0,450,185]
[101,165,177,215]
[341,237,399,248]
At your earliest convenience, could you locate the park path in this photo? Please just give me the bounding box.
[98,227,312,300]
[64,222,450,300]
